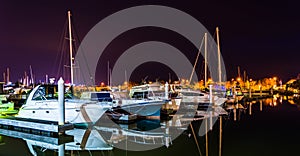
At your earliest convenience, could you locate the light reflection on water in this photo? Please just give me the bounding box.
[1,95,300,156]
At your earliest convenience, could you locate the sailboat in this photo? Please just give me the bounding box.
[16,11,111,124]
[180,31,227,106]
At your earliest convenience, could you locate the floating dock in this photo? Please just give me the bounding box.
[0,127,74,145]
[0,116,74,134]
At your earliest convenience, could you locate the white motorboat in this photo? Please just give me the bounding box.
[81,91,166,117]
[16,84,111,124]
[175,89,226,106]
[114,97,167,117]
[178,90,209,103]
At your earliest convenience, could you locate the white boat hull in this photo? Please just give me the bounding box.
[116,100,165,116]
[17,100,110,124]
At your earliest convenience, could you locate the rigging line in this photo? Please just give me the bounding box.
[57,22,69,80]
[73,20,90,89]
[189,35,205,83]
[72,16,94,86]
[59,35,69,80]
[53,19,68,80]
[206,31,218,80]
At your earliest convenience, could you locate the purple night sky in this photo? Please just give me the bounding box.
[0,1,299,84]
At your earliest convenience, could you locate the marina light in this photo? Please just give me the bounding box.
[100,82,105,86]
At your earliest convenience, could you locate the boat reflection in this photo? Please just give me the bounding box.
[94,115,190,151]
[24,128,113,155]
[0,114,192,155]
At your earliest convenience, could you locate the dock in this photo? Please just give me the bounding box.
[0,127,74,145]
[0,116,74,134]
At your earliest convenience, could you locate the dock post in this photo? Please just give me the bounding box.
[260,86,262,97]
[249,85,252,98]
[165,82,169,100]
[59,144,65,156]
[209,85,213,105]
[58,78,65,128]
[260,100,263,111]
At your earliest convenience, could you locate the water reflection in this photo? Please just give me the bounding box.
[1,95,299,156]
[2,127,113,155]
[224,94,287,122]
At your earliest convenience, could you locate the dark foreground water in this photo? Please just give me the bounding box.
[0,95,300,156]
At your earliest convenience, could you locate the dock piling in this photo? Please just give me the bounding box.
[58,78,65,127]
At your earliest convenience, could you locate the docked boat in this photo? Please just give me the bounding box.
[16,84,111,124]
[226,86,244,103]
[0,82,18,115]
[171,84,227,106]
[81,90,166,117]
[114,97,167,117]
[120,83,168,116]
[0,94,17,115]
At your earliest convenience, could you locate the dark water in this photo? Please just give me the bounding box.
[0,96,300,156]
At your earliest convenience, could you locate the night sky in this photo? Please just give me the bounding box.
[0,1,299,84]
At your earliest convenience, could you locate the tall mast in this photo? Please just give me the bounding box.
[29,65,34,85]
[107,61,110,86]
[204,33,208,87]
[68,11,74,85]
[216,27,222,85]
[237,66,241,78]
[6,68,10,84]
[3,72,5,84]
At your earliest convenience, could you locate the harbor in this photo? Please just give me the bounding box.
[0,95,300,155]
[0,1,299,156]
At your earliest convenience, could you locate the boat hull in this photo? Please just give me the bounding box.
[17,100,110,124]
[118,100,165,116]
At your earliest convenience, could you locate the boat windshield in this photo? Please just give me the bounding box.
[90,92,112,102]
[181,92,204,96]
[32,85,73,100]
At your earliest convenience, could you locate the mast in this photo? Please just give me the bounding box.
[68,11,74,85]
[237,66,241,78]
[216,27,221,85]
[29,65,34,85]
[6,68,9,84]
[107,61,110,86]
[24,71,27,86]
[204,32,208,87]
[3,72,5,84]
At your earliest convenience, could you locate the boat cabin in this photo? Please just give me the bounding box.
[31,85,73,101]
